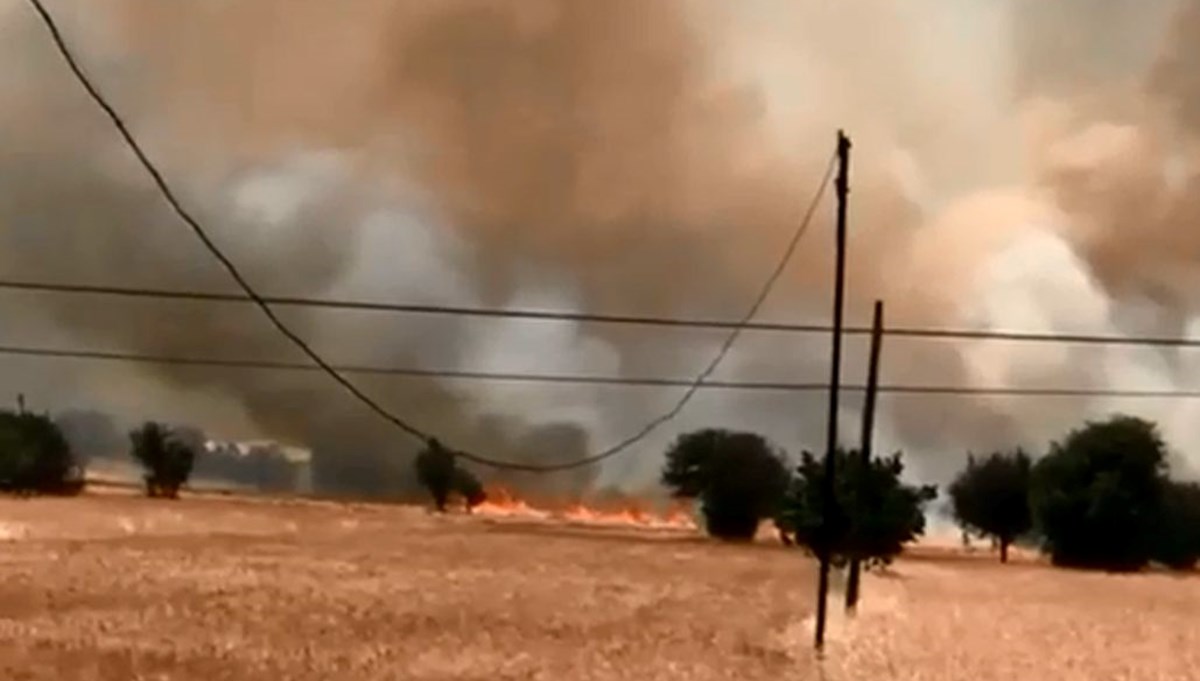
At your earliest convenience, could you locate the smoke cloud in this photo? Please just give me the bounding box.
[3,0,1200,497]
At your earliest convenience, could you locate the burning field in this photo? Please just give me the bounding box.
[1,493,1199,680]
[468,486,699,531]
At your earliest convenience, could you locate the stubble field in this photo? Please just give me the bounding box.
[1,493,1198,680]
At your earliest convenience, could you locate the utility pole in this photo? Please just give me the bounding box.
[16,393,25,415]
[814,130,851,652]
[845,300,884,614]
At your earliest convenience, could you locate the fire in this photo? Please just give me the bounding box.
[469,486,697,530]
[470,486,552,520]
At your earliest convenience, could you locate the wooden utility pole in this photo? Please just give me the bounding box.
[16,393,26,415]
[814,130,851,652]
[845,300,884,614]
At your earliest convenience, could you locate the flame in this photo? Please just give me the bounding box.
[470,486,552,520]
[470,486,697,530]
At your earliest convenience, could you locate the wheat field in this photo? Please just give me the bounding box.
[1,493,1197,680]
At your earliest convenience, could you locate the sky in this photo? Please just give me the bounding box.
[2,0,1199,498]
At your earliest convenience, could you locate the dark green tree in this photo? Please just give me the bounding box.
[949,450,1033,563]
[0,410,82,495]
[660,428,790,541]
[1152,481,1200,571]
[129,422,196,499]
[778,448,936,569]
[415,438,457,512]
[1030,415,1168,571]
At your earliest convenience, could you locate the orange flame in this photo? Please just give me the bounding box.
[470,486,696,530]
[470,486,552,520]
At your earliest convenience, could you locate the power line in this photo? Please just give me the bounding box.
[5,343,1200,399]
[0,343,825,390]
[538,153,837,470]
[25,0,835,472]
[25,0,431,450]
[888,327,1200,350]
[0,278,833,333]
[5,277,1200,350]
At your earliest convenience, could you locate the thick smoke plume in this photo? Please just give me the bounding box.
[3,0,1200,498]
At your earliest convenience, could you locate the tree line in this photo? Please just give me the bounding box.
[7,400,1199,573]
[0,408,197,499]
[948,415,1200,571]
[651,415,1200,572]
[655,428,936,571]
[412,414,1200,573]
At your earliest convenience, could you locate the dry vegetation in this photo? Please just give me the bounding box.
[1,493,1198,680]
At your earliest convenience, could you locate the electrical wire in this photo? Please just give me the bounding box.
[5,278,1200,350]
[0,278,831,334]
[25,0,430,448]
[4,343,1200,399]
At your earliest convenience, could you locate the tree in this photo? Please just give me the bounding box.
[129,422,196,499]
[949,450,1033,563]
[0,410,82,495]
[1030,415,1168,571]
[415,438,457,512]
[453,467,487,512]
[660,428,790,541]
[778,448,937,569]
[1152,481,1200,571]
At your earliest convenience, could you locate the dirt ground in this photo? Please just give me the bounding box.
[1,494,1199,680]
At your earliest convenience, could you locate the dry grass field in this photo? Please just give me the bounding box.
[1,493,1198,680]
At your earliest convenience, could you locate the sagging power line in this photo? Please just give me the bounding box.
[25,0,429,450]
[5,278,1200,350]
[5,343,1200,399]
[24,0,835,472]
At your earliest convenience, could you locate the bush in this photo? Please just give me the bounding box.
[778,448,936,569]
[660,429,790,541]
[130,422,196,499]
[1152,481,1200,571]
[1030,415,1168,571]
[949,450,1033,563]
[0,410,82,496]
[415,438,457,512]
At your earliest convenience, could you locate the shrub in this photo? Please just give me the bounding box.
[130,422,196,499]
[415,438,457,512]
[1152,481,1200,571]
[0,410,81,495]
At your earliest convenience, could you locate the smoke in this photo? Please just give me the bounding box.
[3,0,1200,497]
